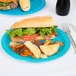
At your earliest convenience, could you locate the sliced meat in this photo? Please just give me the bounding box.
[14,36,26,42]
[35,36,45,41]
[9,2,18,9]
[33,41,44,47]
[13,34,56,42]
[45,35,55,40]
[13,35,39,42]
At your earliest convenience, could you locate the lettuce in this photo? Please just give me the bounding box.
[6,28,23,38]
[51,25,58,33]
[37,28,52,37]
[36,25,58,37]
[23,28,36,35]
[6,25,58,38]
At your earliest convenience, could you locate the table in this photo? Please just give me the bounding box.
[0,0,76,76]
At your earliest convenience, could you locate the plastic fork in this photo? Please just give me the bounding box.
[62,24,76,53]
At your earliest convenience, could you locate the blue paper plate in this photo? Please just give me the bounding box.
[1,28,71,63]
[0,0,46,16]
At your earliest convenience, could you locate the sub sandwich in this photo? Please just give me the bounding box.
[7,16,58,42]
[19,0,30,11]
[0,0,18,10]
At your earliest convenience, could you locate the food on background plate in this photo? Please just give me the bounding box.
[6,16,58,42]
[0,0,18,10]
[19,0,30,11]
[0,0,31,11]
[10,40,64,59]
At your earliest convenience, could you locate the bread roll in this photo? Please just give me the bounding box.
[11,16,55,29]
[0,0,17,2]
[19,0,30,11]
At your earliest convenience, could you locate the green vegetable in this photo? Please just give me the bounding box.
[14,28,23,38]
[3,7,7,10]
[23,28,36,35]
[6,30,11,35]
[51,25,58,33]
[0,2,10,6]
[0,2,2,5]
[6,25,58,38]
[6,28,23,38]
[2,3,7,7]
[38,28,52,37]
[6,2,10,5]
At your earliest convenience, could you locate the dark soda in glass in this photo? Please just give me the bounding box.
[56,0,70,16]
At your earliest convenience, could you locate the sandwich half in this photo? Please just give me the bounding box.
[19,0,30,11]
[6,16,58,42]
[0,0,18,10]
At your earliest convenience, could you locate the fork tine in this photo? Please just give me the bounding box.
[62,23,76,53]
[62,23,71,33]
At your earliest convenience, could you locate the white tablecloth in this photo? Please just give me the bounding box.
[0,0,76,76]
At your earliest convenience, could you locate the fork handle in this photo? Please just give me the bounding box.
[68,33,76,53]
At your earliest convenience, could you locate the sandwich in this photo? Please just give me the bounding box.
[0,0,18,10]
[19,0,30,11]
[6,16,58,42]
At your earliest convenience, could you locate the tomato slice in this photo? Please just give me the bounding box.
[22,34,39,41]
[51,33,57,36]
[18,33,57,41]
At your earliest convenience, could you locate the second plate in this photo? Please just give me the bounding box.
[0,0,46,15]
